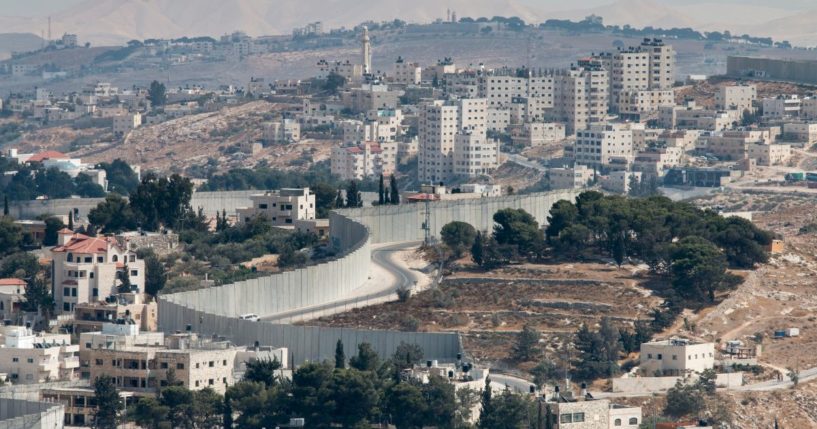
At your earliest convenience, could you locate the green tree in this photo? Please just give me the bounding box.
[0,217,22,256]
[670,236,729,302]
[573,319,622,381]
[129,173,194,230]
[326,369,380,427]
[422,375,456,427]
[243,357,282,388]
[349,342,380,371]
[98,159,140,195]
[117,265,133,293]
[545,200,578,242]
[143,251,166,296]
[93,375,122,429]
[386,382,426,429]
[512,323,539,362]
[312,182,339,218]
[277,245,307,268]
[148,80,167,107]
[2,196,7,216]
[88,194,138,233]
[323,72,346,95]
[612,232,626,267]
[440,221,477,258]
[696,368,717,394]
[22,276,54,317]
[0,252,40,279]
[392,342,424,371]
[345,180,362,208]
[390,175,400,205]
[131,396,169,429]
[335,339,346,369]
[664,379,705,418]
[74,173,106,197]
[492,208,543,256]
[378,174,385,205]
[43,216,65,246]
[478,385,530,429]
[530,360,558,388]
[471,231,485,267]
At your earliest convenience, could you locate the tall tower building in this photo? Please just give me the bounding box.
[362,26,372,74]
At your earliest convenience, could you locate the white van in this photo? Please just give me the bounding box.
[239,313,259,322]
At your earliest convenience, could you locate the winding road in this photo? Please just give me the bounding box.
[260,241,424,323]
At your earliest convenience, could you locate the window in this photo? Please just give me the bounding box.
[208,379,214,385]
[195,381,200,387]
[560,414,573,424]
[177,363,184,370]
[95,359,103,366]
[97,256,104,263]
[629,418,638,425]
[209,361,214,368]
[63,287,70,297]
[71,288,77,297]
[84,257,92,263]
[67,253,73,262]
[92,288,98,297]
[672,355,677,360]
[12,357,18,362]
[614,418,622,426]
[85,342,91,349]
[112,255,118,262]
[259,204,268,209]
[130,270,138,277]
[160,362,168,369]
[90,272,94,279]
[223,360,227,366]
[572,413,585,422]
[657,354,662,360]
[26,358,33,363]
[63,303,70,311]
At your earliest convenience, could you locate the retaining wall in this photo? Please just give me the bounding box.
[0,398,64,429]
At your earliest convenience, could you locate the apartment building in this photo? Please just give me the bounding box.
[331,142,397,181]
[550,61,610,134]
[43,386,135,427]
[704,129,789,165]
[640,338,714,376]
[659,103,737,131]
[617,89,675,121]
[782,122,817,144]
[52,230,145,314]
[481,69,555,121]
[633,146,685,177]
[393,57,422,85]
[548,165,595,190]
[340,84,402,113]
[112,112,141,136]
[657,129,701,151]
[342,110,403,144]
[536,395,642,429]
[0,326,79,384]
[453,129,499,177]
[0,278,26,321]
[574,122,636,169]
[263,119,301,143]
[418,98,488,183]
[525,122,566,146]
[595,38,675,113]
[316,59,363,83]
[72,293,157,335]
[716,84,757,111]
[748,143,791,166]
[601,171,641,194]
[236,188,316,226]
[763,95,801,119]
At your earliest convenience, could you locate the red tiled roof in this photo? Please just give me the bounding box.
[58,228,74,235]
[0,278,26,286]
[27,151,68,163]
[53,234,117,253]
[407,193,440,202]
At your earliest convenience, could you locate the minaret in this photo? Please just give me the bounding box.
[361,26,372,74]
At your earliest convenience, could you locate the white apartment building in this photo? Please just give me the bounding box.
[264,119,301,143]
[482,70,555,121]
[659,103,738,131]
[617,89,675,121]
[0,326,79,384]
[640,338,714,376]
[633,146,684,177]
[596,38,675,113]
[393,58,422,85]
[783,122,817,144]
[0,278,26,321]
[52,230,145,314]
[716,84,757,111]
[526,122,566,146]
[236,188,316,226]
[340,84,402,113]
[550,61,610,134]
[601,170,641,194]
[418,98,488,183]
[112,112,141,136]
[331,142,397,181]
[574,123,636,169]
[748,143,791,166]
[342,110,403,144]
[316,59,363,83]
[453,129,500,177]
[548,165,595,190]
[487,107,512,132]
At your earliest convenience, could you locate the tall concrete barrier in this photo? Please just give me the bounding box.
[159,190,578,365]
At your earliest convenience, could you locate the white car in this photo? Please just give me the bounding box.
[239,313,259,322]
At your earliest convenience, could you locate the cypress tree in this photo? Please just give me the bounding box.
[3,196,8,216]
[389,175,400,205]
[378,174,385,205]
[68,211,74,230]
[471,231,484,267]
[335,339,346,369]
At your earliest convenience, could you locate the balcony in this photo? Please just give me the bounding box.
[61,356,80,369]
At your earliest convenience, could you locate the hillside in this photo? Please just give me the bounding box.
[0,33,44,60]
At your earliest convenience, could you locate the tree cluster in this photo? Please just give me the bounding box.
[377,174,401,206]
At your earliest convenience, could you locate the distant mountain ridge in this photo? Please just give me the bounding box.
[0,0,816,46]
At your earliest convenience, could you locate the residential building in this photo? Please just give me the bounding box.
[601,171,641,194]
[782,122,817,144]
[393,57,422,85]
[0,325,79,384]
[716,84,756,111]
[617,89,675,121]
[664,167,741,187]
[525,123,566,146]
[112,112,141,136]
[316,59,363,83]
[748,143,791,166]
[550,60,610,134]
[418,98,488,183]
[340,84,402,113]
[52,230,145,314]
[331,142,397,181]
[608,404,642,429]
[633,146,685,177]
[42,386,135,427]
[659,103,737,131]
[574,123,636,169]
[72,293,157,335]
[293,219,329,238]
[548,165,595,190]
[264,119,301,143]
[453,129,500,177]
[236,188,316,226]
[762,95,801,119]
[0,278,26,321]
[61,34,79,48]
[459,183,503,197]
[596,38,675,112]
[640,338,715,376]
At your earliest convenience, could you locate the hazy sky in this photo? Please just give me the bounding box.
[0,0,86,16]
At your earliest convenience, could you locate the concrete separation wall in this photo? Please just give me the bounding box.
[159,190,578,366]
[0,398,64,429]
[727,56,817,86]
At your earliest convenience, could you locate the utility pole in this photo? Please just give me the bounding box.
[422,196,431,245]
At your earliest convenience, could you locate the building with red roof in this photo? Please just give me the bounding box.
[330,141,397,181]
[51,230,144,314]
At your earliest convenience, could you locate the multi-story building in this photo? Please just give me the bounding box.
[342,110,403,144]
[0,278,27,321]
[418,98,488,183]
[748,142,791,166]
[393,57,422,85]
[523,122,566,146]
[331,142,397,181]
[596,38,675,113]
[601,170,641,194]
[550,60,609,134]
[43,386,135,427]
[617,89,675,121]
[453,129,499,177]
[537,396,642,429]
[762,95,801,119]
[659,102,737,131]
[52,230,145,314]
[263,119,301,143]
[112,112,141,136]
[0,325,79,384]
[340,84,402,113]
[782,122,817,144]
[548,165,595,190]
[640,338,714,376]
[716,84,757,111]
[72,293,157,335]
[633,146,685,177]
[574,123,636,169]
[236,188,316,225]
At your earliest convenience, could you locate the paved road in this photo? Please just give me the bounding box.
[506,154,547,172]
[260,242,422,323]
